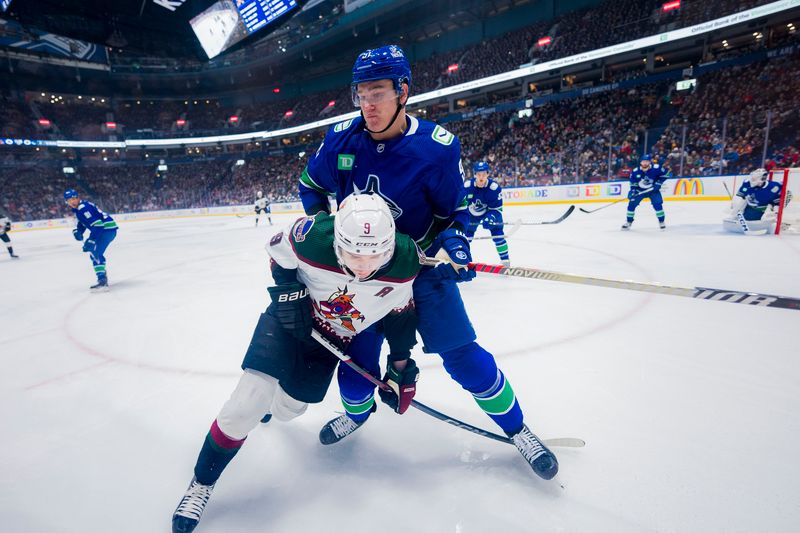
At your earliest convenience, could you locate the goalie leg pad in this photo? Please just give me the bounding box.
[216,369,279,439]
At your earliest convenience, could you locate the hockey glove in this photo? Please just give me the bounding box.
[73,229,84,241]
[434,228,476,282]
[82,239,96,253]
[3,221,10,232]
[267,282,313,340]
[379,358,419,414]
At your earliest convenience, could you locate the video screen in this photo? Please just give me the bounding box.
[1,0,13,13]
[190,0,298,59]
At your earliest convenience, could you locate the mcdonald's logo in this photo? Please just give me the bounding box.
[673,178,704,196]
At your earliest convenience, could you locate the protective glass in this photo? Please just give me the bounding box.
[351,85,400,107]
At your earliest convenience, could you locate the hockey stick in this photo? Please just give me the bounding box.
[496,205,575,225]
[723,182,733,200]
[736,212,768,236]
[310,329,585,448]
[472,219,522,240]
[422,259,800,311]
[579,189,653,214]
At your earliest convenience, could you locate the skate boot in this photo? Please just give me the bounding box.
[172,477,215,533]
[509,424,559,480]
[659,221,666,230]
[621,221,632,230]
[501,259,511,268]
[90,276,109,291]
[319,414,367,445]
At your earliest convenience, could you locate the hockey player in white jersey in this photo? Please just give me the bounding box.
[172,193,421,533]
[254,190,271,226]
[0,212,20,259]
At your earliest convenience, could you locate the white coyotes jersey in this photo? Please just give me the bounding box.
[266,213,419,342]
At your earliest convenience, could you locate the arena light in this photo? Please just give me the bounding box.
[235,159,245,166]
[105,122,117,130]
[284,110,294,118]
[273,88,281,93]
[662,0,681,12]
[229,116,239,123]
[62,166,75,174]
[176,119,186,126]
[447,63,459,73]
[538,36,552,46]
[38,119,51,126]
[327,100,336,107]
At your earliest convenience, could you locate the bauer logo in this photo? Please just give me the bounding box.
[337,154,355,170]
[607,183,622,196]
[673,178,703,196]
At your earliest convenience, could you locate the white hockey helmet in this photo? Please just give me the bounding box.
[749,168,768,187]
[334,193,396,280]
[257,190,263,198]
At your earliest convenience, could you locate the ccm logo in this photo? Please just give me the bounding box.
[278,288,309,302]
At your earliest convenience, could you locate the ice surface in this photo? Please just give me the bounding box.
[2,201,799,533]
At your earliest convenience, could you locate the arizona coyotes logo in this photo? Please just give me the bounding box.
[317,286,365,332]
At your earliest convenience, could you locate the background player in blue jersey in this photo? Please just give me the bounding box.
[464,160,510,266]
[622,153,671,230]
[298,45,558,480]
[723,168,791,234]
[65,189,118,290]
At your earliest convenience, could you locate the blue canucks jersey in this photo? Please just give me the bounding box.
[72,201,118,238]
[464,178,503,219]
[299,115,468,252]
[630,164,670,191]
[736,180,783,220]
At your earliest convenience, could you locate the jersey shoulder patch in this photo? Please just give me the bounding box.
[489,182,499,191]
[291,216,316,243]
[431,124,455,146]
[464,180,472,188]
[333,118,355,133]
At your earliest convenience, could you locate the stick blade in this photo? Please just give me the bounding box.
[542,437,586,448]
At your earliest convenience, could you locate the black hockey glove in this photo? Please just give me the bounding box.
[379,358,419,414]
[267,282,313,340]
[3,221,10,232]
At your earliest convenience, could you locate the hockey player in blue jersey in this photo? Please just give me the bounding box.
[65,189,118,290]
[298,44,558,480]
[622,153,671,230]
[464,161,510,266]
[723,168,791,234]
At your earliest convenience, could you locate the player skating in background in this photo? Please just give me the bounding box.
[172,193,421,533]
[723,168,792,234]
[622,153,671,230]
[464,160,510,266]
[0,210,20,259]
[64,189,118,290]
[254,190,271,226]
[299,45,558,480]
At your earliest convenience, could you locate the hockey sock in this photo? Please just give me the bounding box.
[472,370,523,434]
[492,237,509,261]
[194,420,246,486]
[340,392,375,423]
[655,209,665,222]
[626,210,635,223]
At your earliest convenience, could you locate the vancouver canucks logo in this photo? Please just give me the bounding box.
[468,199,488,217]
[353,174,403,219]
[317,286,365,332]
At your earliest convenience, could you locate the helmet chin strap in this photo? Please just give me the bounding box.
[362,101,404,135]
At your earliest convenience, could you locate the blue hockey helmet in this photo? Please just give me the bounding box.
[352,45,412,96]
[64,189,79,201]
[640,153,653,162]
[473,161,490,173]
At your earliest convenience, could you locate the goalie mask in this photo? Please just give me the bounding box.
[749,168,768,187]
[334,193,396,281]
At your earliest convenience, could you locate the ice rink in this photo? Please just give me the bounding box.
[2,200,799,533]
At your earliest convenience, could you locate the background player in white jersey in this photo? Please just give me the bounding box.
[0,210,20,259]
[172,193,421,533]
[723,168,791,234]
[253,190,271,226]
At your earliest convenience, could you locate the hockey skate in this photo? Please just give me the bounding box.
[659,221,666,230]
[90,277,109,292]
[319,414,367,445]
[172,477,215,533]
[10,253,19,259]
[501,259,511,267]
[510,424,559,480]
[620,221,632,230]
